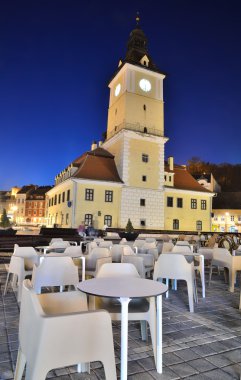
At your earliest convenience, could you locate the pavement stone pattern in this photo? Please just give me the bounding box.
[0,263,241,379]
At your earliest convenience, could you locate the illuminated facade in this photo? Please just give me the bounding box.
[47,21,214,231]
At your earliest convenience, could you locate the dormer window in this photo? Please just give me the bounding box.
[140,55,149,67]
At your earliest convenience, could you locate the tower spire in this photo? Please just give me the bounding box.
[136,11,140,26]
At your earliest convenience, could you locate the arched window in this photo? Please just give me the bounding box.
[173,219,179,230]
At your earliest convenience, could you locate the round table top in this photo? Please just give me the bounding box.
[78,277,168,299]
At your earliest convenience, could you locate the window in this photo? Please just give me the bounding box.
[238,216,241,222]
[67,190,70,202]
[214,216,218,221]
[140,219,146,227]
[173,219,179,230]
[169,176,171,182]
[22,199,24,203]
[196,220,202,231]
[54,195,57,205]
[58,194,61,204]
[142,175,147,182]
[28,210,31,216]
[143,127,147,133]
[51,198,54,206]
[142,154,149,163]
[85,214,93,226]
[167,197,173,207]
[231,215,234,221]
[140,198,146,206]
[49,199,51,207]
[221,216,225,221]
[66,213,69,225]
[104,215,112,227]
[105,190,113,202]
[39,210,42,216]
[39,202,43,207]
[62,192,65,203]
[177,198,183,208]
[85,189,94,201]
[191,199,197,209]
[201,200,207,210]
[143,104,146,111]
[33,210,37,215]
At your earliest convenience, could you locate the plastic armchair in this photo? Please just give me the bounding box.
[161,242,174,253]
[209,247,241,292]
[31,256,79,294]
[4,247,39,302]
[98,241,113,249]
[93,263,158,363]
[110,244,124,262]
[49,238,64,245]
[14,279,117,380]
[85,247,111,277]
[86,241,98,254]
[122,245,154,275]
[121,254,146,278]
[153,253,196,312]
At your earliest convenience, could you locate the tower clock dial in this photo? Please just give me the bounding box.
[139,79,151,92]
[114,83,121,96]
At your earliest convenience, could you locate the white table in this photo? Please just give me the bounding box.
[78,277,167,380]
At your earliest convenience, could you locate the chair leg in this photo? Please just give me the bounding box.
[209,265,213,286]
[187,281,194,312]
[239,289,241,310]
[229,269,235,292]
[140,320,147,341]
[165,278,169,298]
[3,272,10,296]
[14,348,26,380]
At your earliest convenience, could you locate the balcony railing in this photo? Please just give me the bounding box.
[107,122,163,140]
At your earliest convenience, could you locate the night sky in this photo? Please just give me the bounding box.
[1,0,241,189]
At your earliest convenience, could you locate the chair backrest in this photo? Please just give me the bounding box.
[111,245,124,262]
[154,253,194,281]
[50,238,64,245]
[94,238,104,243]
[49,241,70,249]
[31,256,79,293]
[161,242,174,253]
[121,255,145,278]
[133,239,145,248]
[119,238,127,244]
[145,238,157,244]
[86,247,111,269]
[96,263,140,278]
[86,241,98,254]
[122,245,136,256]
[64,246,83,257]
[142,241,157,250]
[13,247,39,271]
[99,241,113,249]
[213,248,232,263]
[172,245,191,253]
[176,241,190,246]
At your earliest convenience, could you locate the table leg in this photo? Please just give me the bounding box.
[200,255,205,298]
[80,256,85,281]
[119,297,130,380]
[156,295,162,373]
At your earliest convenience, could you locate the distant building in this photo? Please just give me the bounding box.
[192,173,221,193]
[212,192,241,232]
[15,185,51,225]
[46,21,214,232]
[0,187,20,221]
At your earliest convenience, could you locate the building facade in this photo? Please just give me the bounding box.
[46,21,214,232]
[212,192,241,232]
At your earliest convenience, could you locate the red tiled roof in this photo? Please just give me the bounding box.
[72,147,122,183]
[165,164,211,193]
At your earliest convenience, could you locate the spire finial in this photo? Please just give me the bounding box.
[136,11,140,26]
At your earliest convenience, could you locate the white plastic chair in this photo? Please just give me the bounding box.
[85,247,112,277]
[122,245,154,276]
[49,238,64,245]
[153,253,196,312]
[161,242,174,253]
[14,279,117,380]
[121,255,145,278]
[111,244,124,262]
[4,247,39,301]
[31,256,79,294]
[209,247,241,292]
[98,241,113,249]
[86,241,98,254]
[94,263,157,362]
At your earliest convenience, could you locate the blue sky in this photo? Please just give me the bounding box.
[1,0,241,188]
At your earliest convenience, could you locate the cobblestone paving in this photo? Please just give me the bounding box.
[1,265,241,379]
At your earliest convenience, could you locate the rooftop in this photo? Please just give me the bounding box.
[0,261,241,379]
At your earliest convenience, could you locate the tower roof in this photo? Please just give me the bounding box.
[111,14,165,80]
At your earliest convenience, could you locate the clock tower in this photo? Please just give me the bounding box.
[103,16,168,229]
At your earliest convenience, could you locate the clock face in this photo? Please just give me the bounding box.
[114,83,121,96]
[139,79,151,92]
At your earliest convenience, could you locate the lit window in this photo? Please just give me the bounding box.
[105,190,113,202]
[173,219,179,230]
[191,199,197,209]
[85,213,93,226]
[201,200,207,210]
[231,215,234,221]
[85,189,94,201]
[104,215,112,227]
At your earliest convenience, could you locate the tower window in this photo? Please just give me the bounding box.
[143,60,146,66]
[143,104,146,111]
[142,154,149,163]
[140,219,146,227]
[142,175,147,182]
